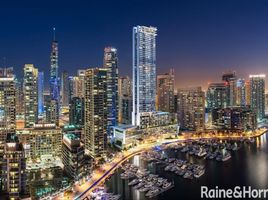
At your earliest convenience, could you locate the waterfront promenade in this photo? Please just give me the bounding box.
[54,128,267,200]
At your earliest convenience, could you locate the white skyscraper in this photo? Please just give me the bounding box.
[132,25,157,126]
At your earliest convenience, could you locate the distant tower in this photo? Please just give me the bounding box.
[249,74,265,121]
[24,64,39,128]
[61,70,69,107]
[0,68,16,142]
[38,71,44,117]
[103,47,118,135]
[49,27,60,125]
[156,69,175,113]
[132,26,157,126]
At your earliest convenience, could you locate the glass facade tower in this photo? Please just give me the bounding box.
[132,25,157,126]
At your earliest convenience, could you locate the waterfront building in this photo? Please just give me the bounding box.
[69,97,84,126]
[103,47,119,135]
[84,68,108,157]
[132,26,157,126]
[177,87,205,131]
[0,68,16,142]
[212,106,257,131]
[206,82,227,112]
[118,76,132,124]
[156,69,175,113]
[249,74,265,121]
[23,64,38,128]
[49,28,60,126]
[62,133,85,181]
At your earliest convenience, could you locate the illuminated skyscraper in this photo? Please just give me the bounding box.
[84,68,108,157]
[236,79,246,106]
[132,26,157,126]
[49,27,60,125]
[38,71,44,117]
[103,47,118,135]
[118,76,132,124]
[0,68,16,143]
[222,71,237,107]
[250,74,265,121]
[177,87,205,131]
[61,70,69,107]
[156,69,175,113]
[62,133,85,181]
[69,97,84,126]
[3,135,26,199]
[206,82,227,112]
[245,80,251,106]
[23,64,38,128]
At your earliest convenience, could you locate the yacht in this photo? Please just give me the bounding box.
[183,171,193,179]
[128,179,139,186]
[162,181,172,189]
[222,152,231,161]
[194,169,205,178]
[198,149,207,157]
[145,188,160,198]
[134,182,145,190]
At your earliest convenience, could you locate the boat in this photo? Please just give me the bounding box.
[183,171,193,179]
[194,169,205,178]
[232,143,238,151]
[198,149,207,157]
[139,187,150,192]
[134,182,145,189]
[128,179,139,186]
[164,165,172,171]
[162,181,172,189]
[145,188,161,198]
[222,152,231,161]
[181,146,189,153]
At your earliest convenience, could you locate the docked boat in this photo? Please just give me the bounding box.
[181,146,189,153]
[162,181,172,189]
[194,169,205,178]
[134,182,145,189]
[128,179,139,186]
[198,149,207,157]
[222,152,231,161]
[139,186,150,192]
[183,171,193,179]
[145,188,161,198]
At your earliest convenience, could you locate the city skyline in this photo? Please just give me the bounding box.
[1,1,268,199]
[2,0,268,89]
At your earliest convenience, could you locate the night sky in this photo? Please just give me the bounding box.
[1,0,268,89]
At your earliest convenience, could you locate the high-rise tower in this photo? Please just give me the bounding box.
[250,74,265,121]
[24,64,39,128]
[49,27,60,125]
[103,47,118,135]
[132,26,157,126]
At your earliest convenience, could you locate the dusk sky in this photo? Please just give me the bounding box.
[2,0,268,89]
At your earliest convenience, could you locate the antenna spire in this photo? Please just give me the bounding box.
[53,27,56,41]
